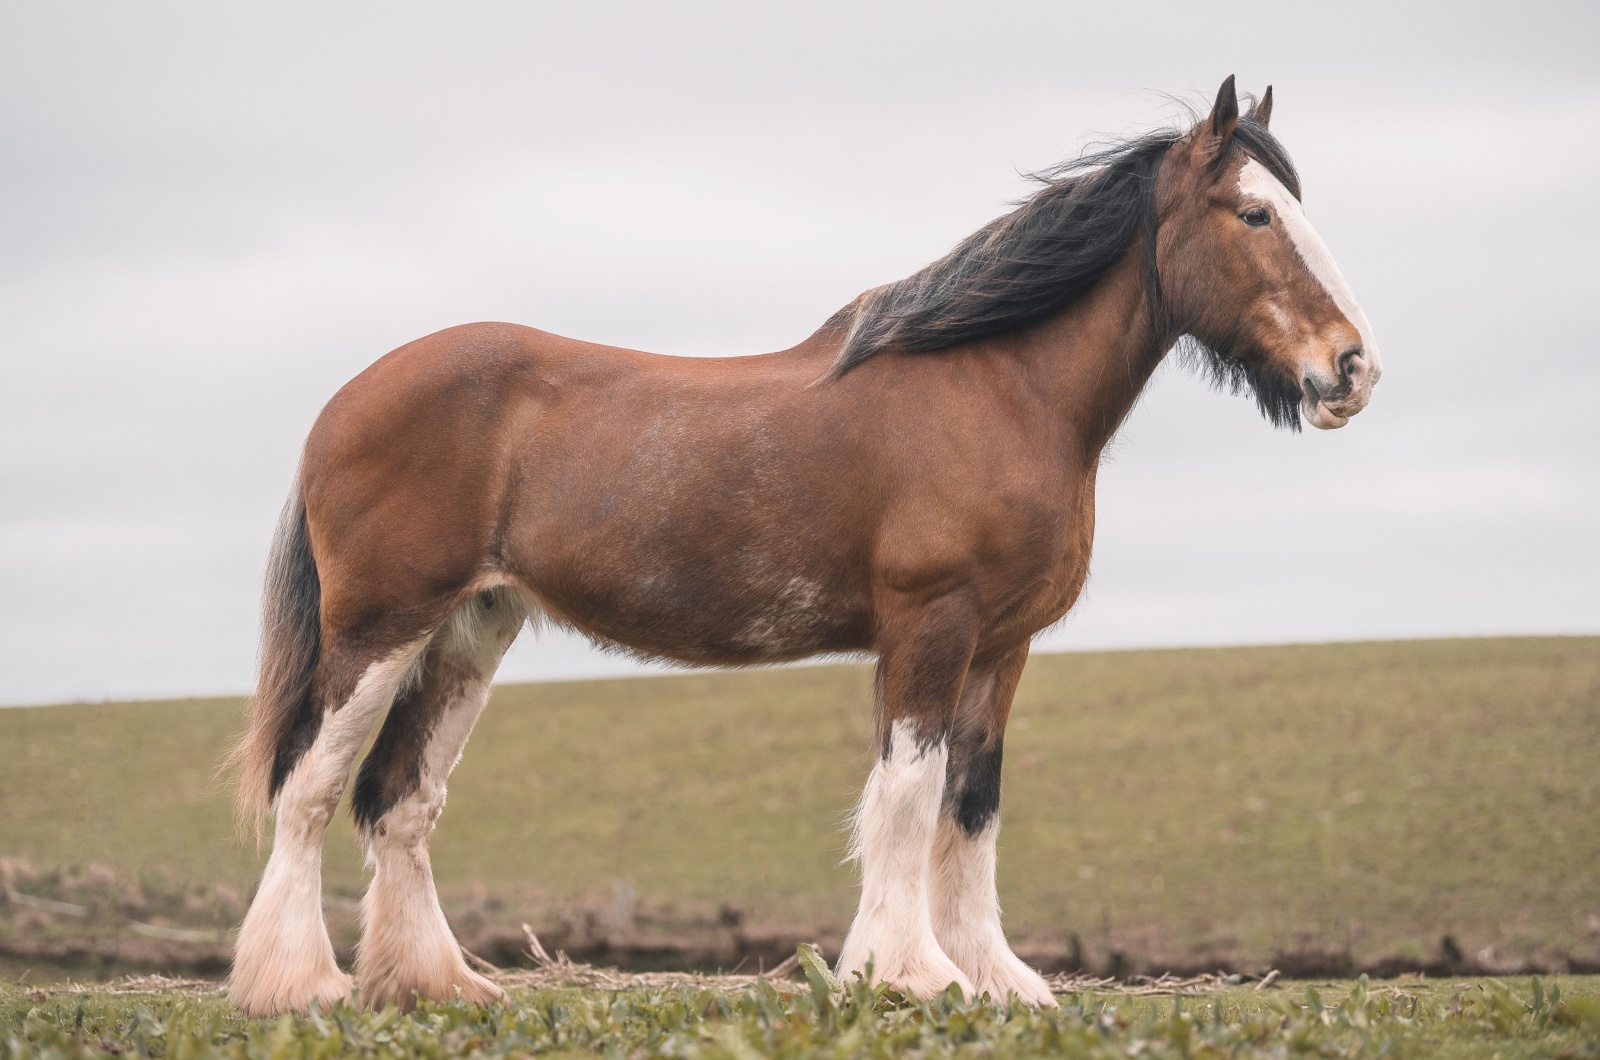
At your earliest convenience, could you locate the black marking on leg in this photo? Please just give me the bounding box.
[351,670,437,833]
[954,737,1004,837]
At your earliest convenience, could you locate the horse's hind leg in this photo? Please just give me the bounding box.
[929,645,1056,1007]
[352,588,525,1011]
[231,634,430,1017]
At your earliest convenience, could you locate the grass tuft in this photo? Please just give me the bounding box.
[4,975,1600,1059]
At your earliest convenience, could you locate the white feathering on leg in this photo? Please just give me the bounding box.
[355,674,502,1009]
[355,591,523,1009]
[837,720,973,999]
[930,815,1056,1007]
[230,642,426,1016]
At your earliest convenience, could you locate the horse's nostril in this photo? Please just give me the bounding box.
[1337,347,1365,383]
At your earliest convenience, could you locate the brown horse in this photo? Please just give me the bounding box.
[227,76,1380,1015]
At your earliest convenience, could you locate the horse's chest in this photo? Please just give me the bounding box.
[981,494,1096,638]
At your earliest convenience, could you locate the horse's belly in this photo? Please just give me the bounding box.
[532,561,872,666]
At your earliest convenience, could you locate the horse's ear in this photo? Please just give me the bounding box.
[1249,85,1273,128]
[1208,75,1240,142]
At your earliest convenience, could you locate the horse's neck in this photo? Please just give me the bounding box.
[1015,247,1167,460]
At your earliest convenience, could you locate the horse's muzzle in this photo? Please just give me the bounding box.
[1301,347,1379,430]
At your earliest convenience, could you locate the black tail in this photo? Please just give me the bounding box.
[227,483,323,834]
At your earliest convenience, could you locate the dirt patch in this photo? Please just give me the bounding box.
[5,861,1597,982]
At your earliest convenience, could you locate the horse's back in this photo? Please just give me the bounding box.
[296,321,866,642]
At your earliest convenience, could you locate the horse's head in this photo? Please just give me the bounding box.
[1158,76,1381,430]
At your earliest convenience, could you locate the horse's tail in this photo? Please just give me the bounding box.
[226,480,322,839]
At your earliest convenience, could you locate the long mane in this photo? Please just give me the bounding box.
[828,110,1301,394]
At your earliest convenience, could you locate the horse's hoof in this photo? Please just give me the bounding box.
[230,968,353,1017]
[359,961,504,1011]
[972,958,1058,1008]
[452,968,504,1006]
[886,961,976,1001]
[841,949,975,1002]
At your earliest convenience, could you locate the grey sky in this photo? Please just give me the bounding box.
[2,2,1596,705]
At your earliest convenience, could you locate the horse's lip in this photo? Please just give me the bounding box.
[1304,399,1351,430]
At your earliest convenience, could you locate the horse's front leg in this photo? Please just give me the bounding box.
[836,600,977,1000]
[930,645,1057,1007]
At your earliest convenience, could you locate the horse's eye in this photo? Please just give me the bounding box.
[1242,207,1271,227]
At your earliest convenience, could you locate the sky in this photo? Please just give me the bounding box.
[1,2,1596,706]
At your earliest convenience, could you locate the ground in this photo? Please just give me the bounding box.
[2,637,1598,978]
[4,971,1599,1059]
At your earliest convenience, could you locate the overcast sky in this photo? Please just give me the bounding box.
[1,2,1596,706]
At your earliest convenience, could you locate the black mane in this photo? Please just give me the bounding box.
[828,111,1302,408]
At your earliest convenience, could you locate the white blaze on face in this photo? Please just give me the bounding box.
[1237,158,1382,408]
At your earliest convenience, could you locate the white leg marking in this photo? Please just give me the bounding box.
[357,675,501,1009]
[357,594,523,1009]
[837,720,973,999]
[931,816,1057,1007]
[230,642,427,1017]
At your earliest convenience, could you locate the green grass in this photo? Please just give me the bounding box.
[5,976,1600,1059]
[2,637,1598,969]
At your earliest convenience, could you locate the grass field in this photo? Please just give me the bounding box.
[5,975,1600,1059]
[2,637,1598,977]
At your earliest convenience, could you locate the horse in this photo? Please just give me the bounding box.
[226,75,1381,1015]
